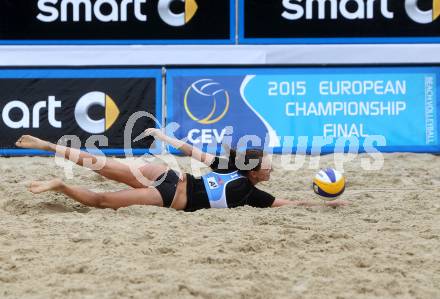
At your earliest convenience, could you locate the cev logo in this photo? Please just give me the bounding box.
[158,0,198,27]
[74,91,120,134]
[184,79,230,125]
[405,0,440,24]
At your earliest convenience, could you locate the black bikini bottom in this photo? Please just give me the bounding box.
[154,170,179,208]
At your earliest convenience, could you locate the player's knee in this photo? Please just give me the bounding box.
[95,194,113,209]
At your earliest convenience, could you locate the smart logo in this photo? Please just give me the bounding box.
[158,0,198,26]
[184,79,230,125]
[1,91,120,134]
[282,0,440,24]
[36,0,198,26]
[74,91,120,134]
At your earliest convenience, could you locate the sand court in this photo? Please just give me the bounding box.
[0,153,439,298]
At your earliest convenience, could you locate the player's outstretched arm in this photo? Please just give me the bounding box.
[145,128,216,166]
[271,198,350,208]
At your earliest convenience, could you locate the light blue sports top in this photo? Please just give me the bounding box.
[201,171,245,208]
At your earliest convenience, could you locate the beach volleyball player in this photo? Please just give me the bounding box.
[15,131,349,211]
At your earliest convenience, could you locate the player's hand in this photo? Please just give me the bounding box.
[144,128,162,138]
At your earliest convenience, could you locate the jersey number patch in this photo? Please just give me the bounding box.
[207,177,219,189]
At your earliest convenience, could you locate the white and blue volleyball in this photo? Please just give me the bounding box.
[313,168,345,199]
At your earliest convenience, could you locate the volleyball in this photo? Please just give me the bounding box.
[312,168,345,199]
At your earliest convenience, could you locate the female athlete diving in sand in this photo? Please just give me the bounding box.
[16,130,348,211]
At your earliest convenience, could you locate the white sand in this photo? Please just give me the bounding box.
[0,153,439,298]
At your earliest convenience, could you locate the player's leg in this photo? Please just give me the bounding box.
[16,135,167,188]
[29,179,166,209]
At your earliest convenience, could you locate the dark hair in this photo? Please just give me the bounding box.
[227,148,265,175]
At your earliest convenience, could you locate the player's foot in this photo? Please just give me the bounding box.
[15,135,50,151]
[29,179,64,194]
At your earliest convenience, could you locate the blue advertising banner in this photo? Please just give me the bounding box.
[167,67,440,154]
[0,69,162,156]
